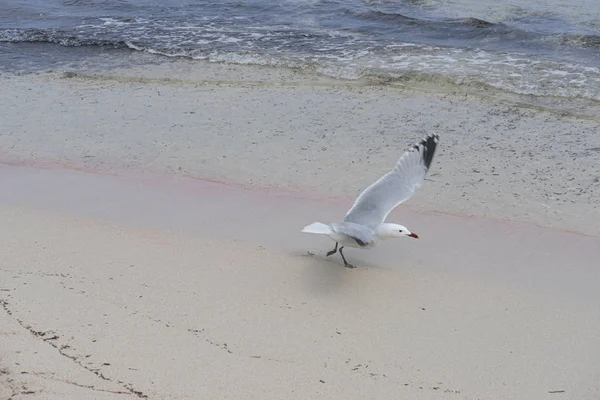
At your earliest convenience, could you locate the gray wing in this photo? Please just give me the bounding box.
[343,133,439,229]
[331,222,376,247]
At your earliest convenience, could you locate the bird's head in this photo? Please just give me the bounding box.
[379,223,419,239]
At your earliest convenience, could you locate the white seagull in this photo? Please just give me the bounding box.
[301,132,439,268]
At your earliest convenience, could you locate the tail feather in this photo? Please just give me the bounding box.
[301,222,333,235]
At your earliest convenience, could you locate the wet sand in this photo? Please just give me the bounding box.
[1,62,599,235]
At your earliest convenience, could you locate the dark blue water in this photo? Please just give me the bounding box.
[1,0,600,99]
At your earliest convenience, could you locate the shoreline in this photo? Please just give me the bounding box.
[1,61,599,235]
[5,57,600,120]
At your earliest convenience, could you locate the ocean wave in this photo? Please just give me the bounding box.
[2,26,599,101]
[353,10,496,28]
[552,34,600,49]
[0,28,129,48]
[458,17,496,27]
[4,22,595,58]
[345,9,525,43]
[350,10,419,23]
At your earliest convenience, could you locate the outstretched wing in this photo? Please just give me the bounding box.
[343,133,439,229]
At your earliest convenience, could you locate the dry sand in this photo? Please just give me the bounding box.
[1,165,600,400]
[1,61,600,399]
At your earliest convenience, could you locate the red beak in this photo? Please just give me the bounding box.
[408,232,419,239]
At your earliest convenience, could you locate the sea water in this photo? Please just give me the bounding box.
[1,0,599,100]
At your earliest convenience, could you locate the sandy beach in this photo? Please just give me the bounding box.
[1,62,599,235]
[1,61,600,400]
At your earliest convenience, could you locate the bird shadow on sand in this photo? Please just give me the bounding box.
[291,249,389,296]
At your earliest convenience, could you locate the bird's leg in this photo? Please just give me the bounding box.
[326,242,338,257]
[339,246,356,268]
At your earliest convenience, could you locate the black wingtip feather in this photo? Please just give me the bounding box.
[417,133,439,171]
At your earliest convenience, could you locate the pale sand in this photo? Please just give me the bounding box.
[1,61,599,399]
[1,165,599,400]
[1,62,599,235]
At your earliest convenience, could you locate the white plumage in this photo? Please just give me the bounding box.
[302,132,440,268]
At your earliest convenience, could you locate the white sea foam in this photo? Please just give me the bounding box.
[3,0,599,101]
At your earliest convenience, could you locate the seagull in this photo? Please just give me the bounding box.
[301,132,439,268]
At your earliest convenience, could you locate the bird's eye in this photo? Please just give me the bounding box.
[399,230,403,233]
